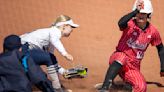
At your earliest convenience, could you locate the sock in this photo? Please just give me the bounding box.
[47,65,61,89]
[54,64,67,75]
[101,61,122,90]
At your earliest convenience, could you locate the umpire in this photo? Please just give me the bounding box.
[0,34,54,92]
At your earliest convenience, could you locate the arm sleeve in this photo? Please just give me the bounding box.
[156,43,164,71]
[49,32,68,56]
[118,9,139,30]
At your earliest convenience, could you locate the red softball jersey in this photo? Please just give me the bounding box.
[116,19,162,61]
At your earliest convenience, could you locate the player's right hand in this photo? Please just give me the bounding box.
[136,0,144,11]
[160,70,164,77]
[160,72,164,77]
[64,53,73,61]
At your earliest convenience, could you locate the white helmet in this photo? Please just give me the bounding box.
[132,0,153,14]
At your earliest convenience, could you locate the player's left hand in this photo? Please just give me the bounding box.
[64,53,73,61]
[160,70,164,77]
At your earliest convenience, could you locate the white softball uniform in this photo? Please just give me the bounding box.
[20,26,68,56]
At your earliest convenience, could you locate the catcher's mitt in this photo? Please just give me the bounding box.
[63,65,88,79]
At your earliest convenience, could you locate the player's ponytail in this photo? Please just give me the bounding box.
[52,15,71,27]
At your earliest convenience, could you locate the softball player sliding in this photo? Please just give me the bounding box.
[98,0,164,92]
[20,15,79,91]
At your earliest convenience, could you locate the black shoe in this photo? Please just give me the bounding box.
[54,88,64,92]
[98,87,109,92]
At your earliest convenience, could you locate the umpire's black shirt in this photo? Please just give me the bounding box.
[0,50,32,92]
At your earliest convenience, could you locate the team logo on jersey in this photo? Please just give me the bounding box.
[127,38,148,50]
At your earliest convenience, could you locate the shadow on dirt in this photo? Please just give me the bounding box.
[108,81,132,92]
[105,81,164,92]
[146,81,164,87]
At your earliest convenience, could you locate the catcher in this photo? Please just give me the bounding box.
[0,34,54,92]
[98,0,164,92]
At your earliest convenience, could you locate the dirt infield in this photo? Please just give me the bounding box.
[0,0,164,92]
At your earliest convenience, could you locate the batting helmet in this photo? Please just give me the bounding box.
[132,0,153,14]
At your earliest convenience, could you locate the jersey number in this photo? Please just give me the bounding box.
[136,51,144,59]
